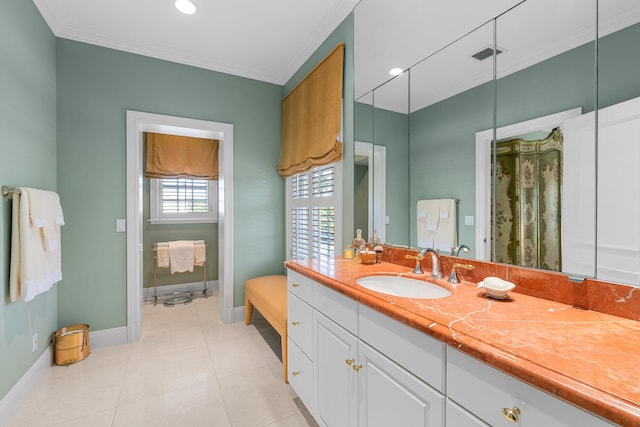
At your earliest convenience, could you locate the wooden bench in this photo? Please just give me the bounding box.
[244,275,288,382]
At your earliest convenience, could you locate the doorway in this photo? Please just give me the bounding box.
[126,111,235,342]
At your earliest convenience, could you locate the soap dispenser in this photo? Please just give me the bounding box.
[352,229,365,252]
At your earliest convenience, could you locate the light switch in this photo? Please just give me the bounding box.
[464,216,474,226]
[385,216,390,225]
[116,219,126,233]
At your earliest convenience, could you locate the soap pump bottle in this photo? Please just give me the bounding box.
[352,229,365,252]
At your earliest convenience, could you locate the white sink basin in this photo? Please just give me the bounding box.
[356,275,452,299]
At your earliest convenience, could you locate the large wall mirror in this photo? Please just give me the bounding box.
[353,0,640,287]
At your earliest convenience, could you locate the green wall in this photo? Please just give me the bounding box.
[0,0,57,401]
[56,39,285,328]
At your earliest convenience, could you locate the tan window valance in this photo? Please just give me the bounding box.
[278,43,345,177]
[145,133,219,180]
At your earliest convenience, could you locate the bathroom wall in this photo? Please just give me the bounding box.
[56,39,285,330]
[0,0,57,402]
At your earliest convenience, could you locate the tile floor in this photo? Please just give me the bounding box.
[9,294,312,427]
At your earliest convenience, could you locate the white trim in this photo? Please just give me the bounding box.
[355,141,387,243]
[89,327,128,349]
[0,346,53,423]
[126,110,235,343]
[474,108,582,261]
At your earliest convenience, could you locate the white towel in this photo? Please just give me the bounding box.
[439,199,450,219]
[24,187,64,252]
[194,240,206,266]
[156,242,170,268]
[417,200,436,248]
[9,188,63,302]
[169,240,195,274]
[434,199,457,253]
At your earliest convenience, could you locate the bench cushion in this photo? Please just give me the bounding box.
[245,275,287,331]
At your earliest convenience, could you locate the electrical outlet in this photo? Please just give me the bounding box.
[32,333,38,352]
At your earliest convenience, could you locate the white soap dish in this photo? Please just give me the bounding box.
[477,277,515,300]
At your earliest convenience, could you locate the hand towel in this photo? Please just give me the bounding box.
[439,199,450,219]
[9,188,63,302]
[434,199,457,253]
[194,240,206,266]
[425,200,440,231]
[24,187,65,252]
[156,242,170,268]
[169,240,195,274]
[416,200,435,248]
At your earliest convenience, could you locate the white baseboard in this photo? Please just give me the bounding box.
[89,326,128,348]
[143,280,219,302]
[0,346,52,424]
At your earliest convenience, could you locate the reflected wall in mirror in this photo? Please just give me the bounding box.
[409,20,495,258]
[354,73,410,247]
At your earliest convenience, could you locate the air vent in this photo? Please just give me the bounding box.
[472,47,503,61]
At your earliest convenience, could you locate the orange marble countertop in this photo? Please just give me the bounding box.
[285,258,640,427]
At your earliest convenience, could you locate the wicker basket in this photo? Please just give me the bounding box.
[54,324,90,366]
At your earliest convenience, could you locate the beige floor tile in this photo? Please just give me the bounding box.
[218,362,299,427]
[9,294,308,427]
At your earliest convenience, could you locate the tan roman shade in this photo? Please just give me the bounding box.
[278,43,345,177]
[145,133,219,180]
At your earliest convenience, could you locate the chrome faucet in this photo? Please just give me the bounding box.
[425,248,443,279]
[452,244,471,257]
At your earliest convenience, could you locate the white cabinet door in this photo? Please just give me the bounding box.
[315,312,359,427]
[446,399,490,427]
[358,342,444,427]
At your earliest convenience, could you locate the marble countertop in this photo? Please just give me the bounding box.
[285,257,640,426]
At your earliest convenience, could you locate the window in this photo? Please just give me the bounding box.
[150,177,218,224]
[286,162,342,260]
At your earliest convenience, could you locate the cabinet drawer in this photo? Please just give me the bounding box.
[313,282,358,335]
[287,269,314,303]
[359,304,445,392]
[288,338,314,414]
[447,348,614,427]
[446,399,489,427]
[288,293,313,357]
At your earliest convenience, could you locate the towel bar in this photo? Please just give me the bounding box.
[151,242,208,306]
[2,185,15,198]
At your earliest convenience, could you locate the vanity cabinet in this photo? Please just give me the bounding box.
[287,269,446,427]
[446,348,615,427]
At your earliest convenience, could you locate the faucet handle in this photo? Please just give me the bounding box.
[405,254,424,274]
[447,263,475,284]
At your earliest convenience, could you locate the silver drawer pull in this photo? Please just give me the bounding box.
[502,406,520,422]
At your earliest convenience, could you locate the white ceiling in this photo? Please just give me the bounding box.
[32,0,640,107]
[33,0,359,85]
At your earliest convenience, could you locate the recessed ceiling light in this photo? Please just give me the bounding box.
[389,67,403,76]
[175,0,197,15]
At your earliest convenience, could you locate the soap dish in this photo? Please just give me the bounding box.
[477,277,515,299]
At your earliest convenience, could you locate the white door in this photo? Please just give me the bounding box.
[358,342,444,427]
[596,96,640,283]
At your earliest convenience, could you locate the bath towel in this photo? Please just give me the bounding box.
[194,240,206,266]
[9,188,63,302]
[169,240,195,274]
[156,242,170,268]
